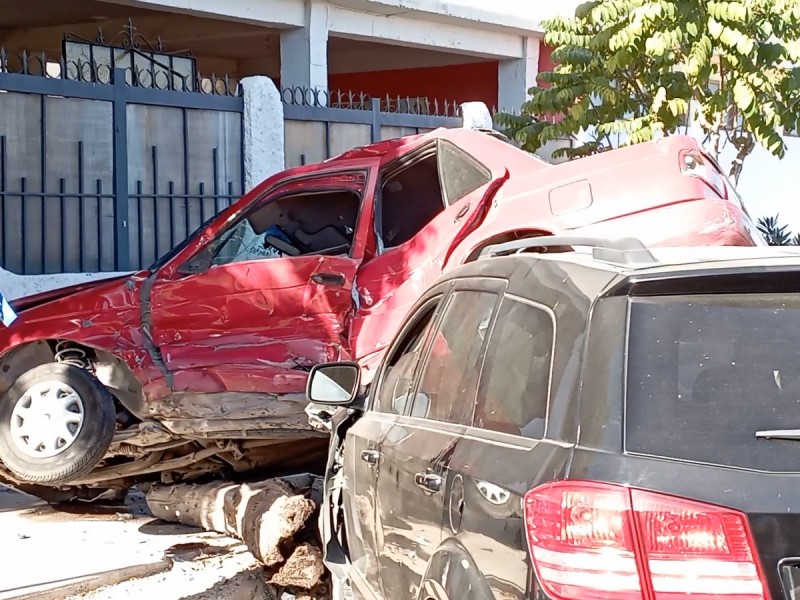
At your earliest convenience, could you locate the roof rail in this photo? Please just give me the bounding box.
[478,235,658,266]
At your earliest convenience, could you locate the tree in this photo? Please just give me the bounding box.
[498,0,800,184]
[757,214,796,245]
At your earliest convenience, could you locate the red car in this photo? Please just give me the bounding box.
[0,128,761,495]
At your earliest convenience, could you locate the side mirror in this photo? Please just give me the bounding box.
[306,362,361,406]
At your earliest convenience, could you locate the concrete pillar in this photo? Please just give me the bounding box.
[241,76,285,192]
[280,0,329,94]
[498,36,541,112]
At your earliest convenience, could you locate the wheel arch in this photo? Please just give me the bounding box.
[0,339,144,418]
[418,537,493,600]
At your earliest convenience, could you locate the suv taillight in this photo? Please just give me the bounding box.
[523,481,768,600]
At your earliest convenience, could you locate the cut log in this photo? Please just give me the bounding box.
[145,477,317,567]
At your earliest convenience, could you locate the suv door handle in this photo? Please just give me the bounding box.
[361,450,381,465]
[311,272,345,286]
[414,472,443,494]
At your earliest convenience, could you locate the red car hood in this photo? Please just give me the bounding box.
[11,274,135,312]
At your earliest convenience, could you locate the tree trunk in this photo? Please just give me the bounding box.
[729,134,756,187]
[145,476,318,569]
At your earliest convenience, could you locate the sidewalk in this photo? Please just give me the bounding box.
[0,485,261,600]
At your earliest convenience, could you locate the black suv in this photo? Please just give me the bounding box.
[307,236,800,600]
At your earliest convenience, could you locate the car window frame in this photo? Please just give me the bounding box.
[178,169,372,275]
[404,277,507,426]
[368,284,453,415]
[435,138,492,207]
[373,143,444,256]
[469,292,558,441]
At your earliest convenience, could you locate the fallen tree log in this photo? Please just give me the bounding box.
[145,475,320,574]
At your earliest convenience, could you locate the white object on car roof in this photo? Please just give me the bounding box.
[460,102,493,130]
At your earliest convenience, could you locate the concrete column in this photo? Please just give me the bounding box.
[280,0,329,94]
[241,76,285,192]
[498,36,541,112]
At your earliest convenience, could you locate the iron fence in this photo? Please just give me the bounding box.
[0,20,243,274]
[280,86,465,168]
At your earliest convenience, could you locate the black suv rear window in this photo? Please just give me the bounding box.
[626,294,800,473]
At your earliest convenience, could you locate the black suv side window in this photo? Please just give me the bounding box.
[374,301,438,415]
[410,290,497,425]
[473,296,554,439]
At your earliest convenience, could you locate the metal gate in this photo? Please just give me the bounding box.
[0,21,244,274]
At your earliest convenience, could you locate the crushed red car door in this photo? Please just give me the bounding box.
[144,161,381,399]
[350,138,508,379]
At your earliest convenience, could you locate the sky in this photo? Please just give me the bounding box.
[719,138,800,232]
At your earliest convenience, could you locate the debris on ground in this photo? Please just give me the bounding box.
[2,476,331,600]
[65,543,270,600]
[144,474,329,598]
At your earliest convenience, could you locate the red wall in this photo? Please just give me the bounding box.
[537,44,555,83]
[321,44,555,111]
[328,61,499,110]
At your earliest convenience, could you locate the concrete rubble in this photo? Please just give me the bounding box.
[0,475,330,600]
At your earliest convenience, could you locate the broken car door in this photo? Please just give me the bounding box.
[144,161,381,410]
[349,138,508,378]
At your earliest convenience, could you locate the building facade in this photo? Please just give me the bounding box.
[2,0,580,111]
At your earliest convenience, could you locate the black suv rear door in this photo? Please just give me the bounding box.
[444,293,572,600]
[373,280,504,599]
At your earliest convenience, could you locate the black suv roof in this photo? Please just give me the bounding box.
[452,236,800,300]
[321,235,800,600]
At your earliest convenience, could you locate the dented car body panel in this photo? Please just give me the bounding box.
[0,128,762,488]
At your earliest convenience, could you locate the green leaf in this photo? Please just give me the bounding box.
[667,98,689,117]
[646,35,667,56]
[708,17,723,39]
[652,86,667,112]
[733,80,755,112]
[575,0,602,19]
[686,22,698,37]
[736,36,755,57]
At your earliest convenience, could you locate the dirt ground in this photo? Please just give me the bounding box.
[0,485,326,600]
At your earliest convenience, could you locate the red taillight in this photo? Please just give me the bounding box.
[523,481,768,600]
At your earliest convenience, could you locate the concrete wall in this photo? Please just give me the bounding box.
[0,268,130,300]
[99,0,580,110]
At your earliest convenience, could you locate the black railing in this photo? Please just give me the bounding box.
[0,18,239,96]
[280,86,471,117]
[0,20,243,274]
